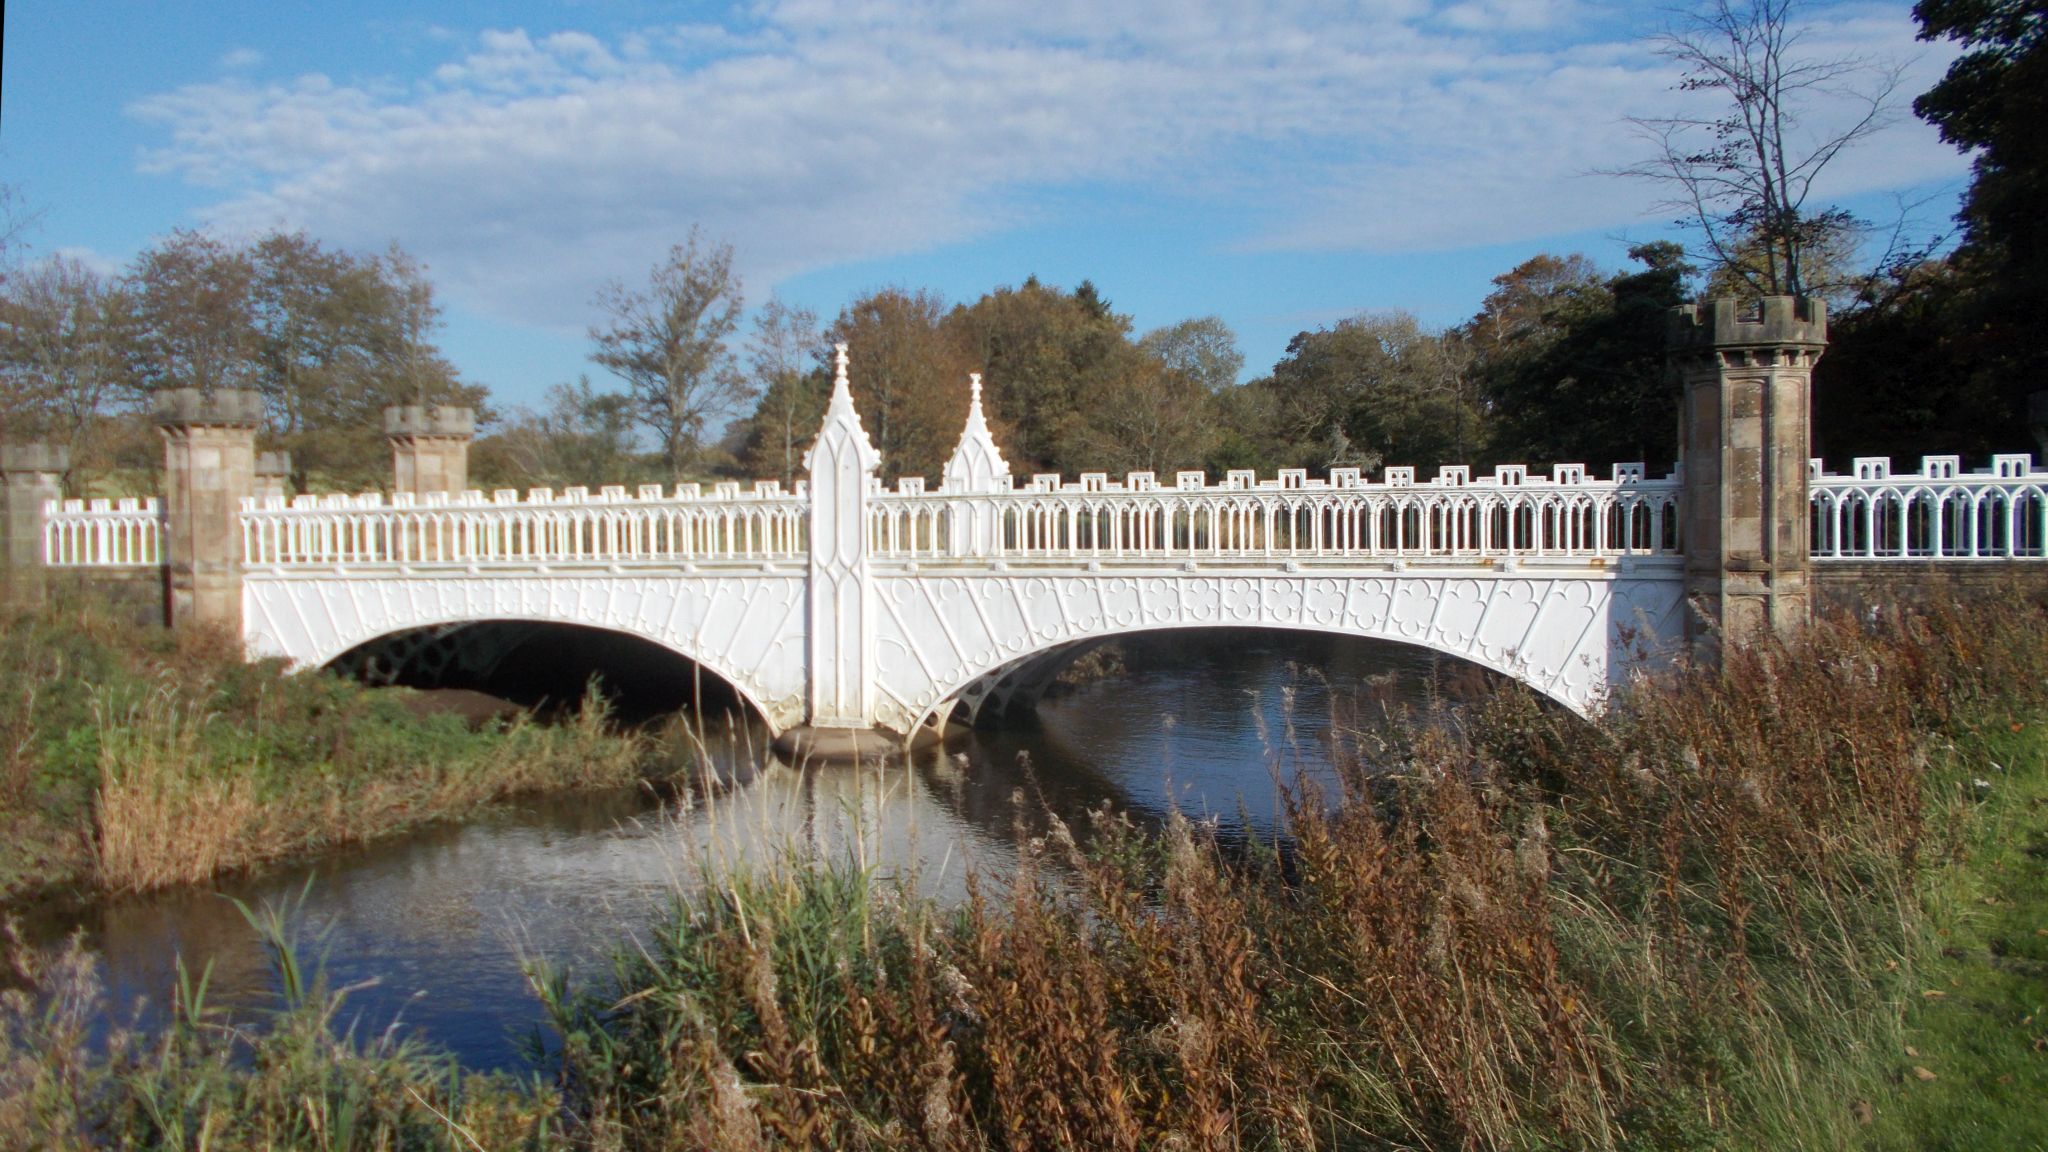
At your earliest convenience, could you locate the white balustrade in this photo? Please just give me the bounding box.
[42,498,163,568]
[240,484,808,568]
[1810,454,2048,560]
[869,464,1683,562]
[44,454,2048,574]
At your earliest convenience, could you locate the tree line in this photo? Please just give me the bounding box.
[0,228,482,492]
[4,0,2039,495]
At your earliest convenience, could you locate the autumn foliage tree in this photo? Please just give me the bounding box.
[823,287,975,482]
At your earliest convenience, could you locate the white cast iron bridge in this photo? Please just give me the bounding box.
[39,350,2048,740]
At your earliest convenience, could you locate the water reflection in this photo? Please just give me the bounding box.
[24,631,1458,1070]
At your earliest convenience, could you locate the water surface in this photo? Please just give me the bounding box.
[24,631,1457,1069]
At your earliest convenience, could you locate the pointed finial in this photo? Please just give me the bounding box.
[942,368,1010,493]
[834,343,850,387]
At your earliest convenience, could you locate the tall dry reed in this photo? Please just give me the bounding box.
[1,590,657,898]
[539,591,2048,1151]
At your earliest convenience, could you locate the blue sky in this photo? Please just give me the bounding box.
[2,0,1968,411]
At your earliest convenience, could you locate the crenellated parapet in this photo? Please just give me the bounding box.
[385,404,475,498]
[880,460,1668,497]
[383,404,477,438]
[153,387,266,428]
[1667,296,1827,371]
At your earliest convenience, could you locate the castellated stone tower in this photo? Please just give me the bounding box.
[385,404,476,497]
[1,443,68,605]
[1668,296,1827,650]
[156,388,264,629]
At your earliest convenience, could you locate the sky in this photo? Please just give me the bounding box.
[1,0,1971,412]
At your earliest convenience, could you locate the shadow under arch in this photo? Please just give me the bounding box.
[916,623,1527,737]
[327,619,764,727]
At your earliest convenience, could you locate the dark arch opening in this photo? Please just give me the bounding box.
[328,620,753,726]
[950,626,1514,733]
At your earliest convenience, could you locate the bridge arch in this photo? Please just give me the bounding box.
[930,628,1526,734]
[242,573,810,733]
[327,619,774,727]
[872,571,1685,737]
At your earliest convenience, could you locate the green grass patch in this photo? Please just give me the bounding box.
[1866,718,2048,1150]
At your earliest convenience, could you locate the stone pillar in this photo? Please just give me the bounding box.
[255,451,292,504]
[157,388,263,630]
[2,444,68,605]
[805,344,881,729]
[385,405,475,497]
[1668,296,1827,649]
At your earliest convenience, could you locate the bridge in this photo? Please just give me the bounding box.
[5,297,2046,748]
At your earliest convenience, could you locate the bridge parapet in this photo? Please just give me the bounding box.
[238,482,808,569]
[869,463,1683,562]
[1810,453,2047,561]
[42,498,163,568]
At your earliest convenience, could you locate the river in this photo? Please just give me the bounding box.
[19,630,1460,1070]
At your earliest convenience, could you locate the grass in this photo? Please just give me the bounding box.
[0,586,661,900]
[3,587,2047,1148]
[1865,719,2048,1149]
[520,592,2048,1151]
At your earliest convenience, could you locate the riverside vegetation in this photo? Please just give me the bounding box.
[0,587,656,901]
[2,590,2046,1149]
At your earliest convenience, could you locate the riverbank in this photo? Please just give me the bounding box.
[527,593,2048,1150]
[0,591,662,902]
[4,590,2046,1148]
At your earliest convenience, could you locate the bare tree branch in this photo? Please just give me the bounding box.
[1608,0,1905,299]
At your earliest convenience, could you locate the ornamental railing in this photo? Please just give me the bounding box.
[869,464,1683,562]
[240,483,808,568]
[42,498,163,568]
[1810,454,2048,561]
[41,454,2048,573]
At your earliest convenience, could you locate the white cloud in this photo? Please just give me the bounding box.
[127,0,1968,332]
[218,47,264,70]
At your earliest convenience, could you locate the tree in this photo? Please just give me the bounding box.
[1479,243,1696,472]
[126,229,259,396]
[474,377,643,489]
[249,234,386,473]
[0,182,34,288]
[0,255,134,486]
[944,277,1139,474]
[741,295,826,486]
[589,229,749,480]
[380,244,455,409]
[1620,0,1902,299]
[1254,311,1482,475]
[1064,357,1220,476]
[245,236,480,487]
[825,287,974,481]
[1465,254,1605,363]
[1138,316,1245,394]
[1912,0,2048,388]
